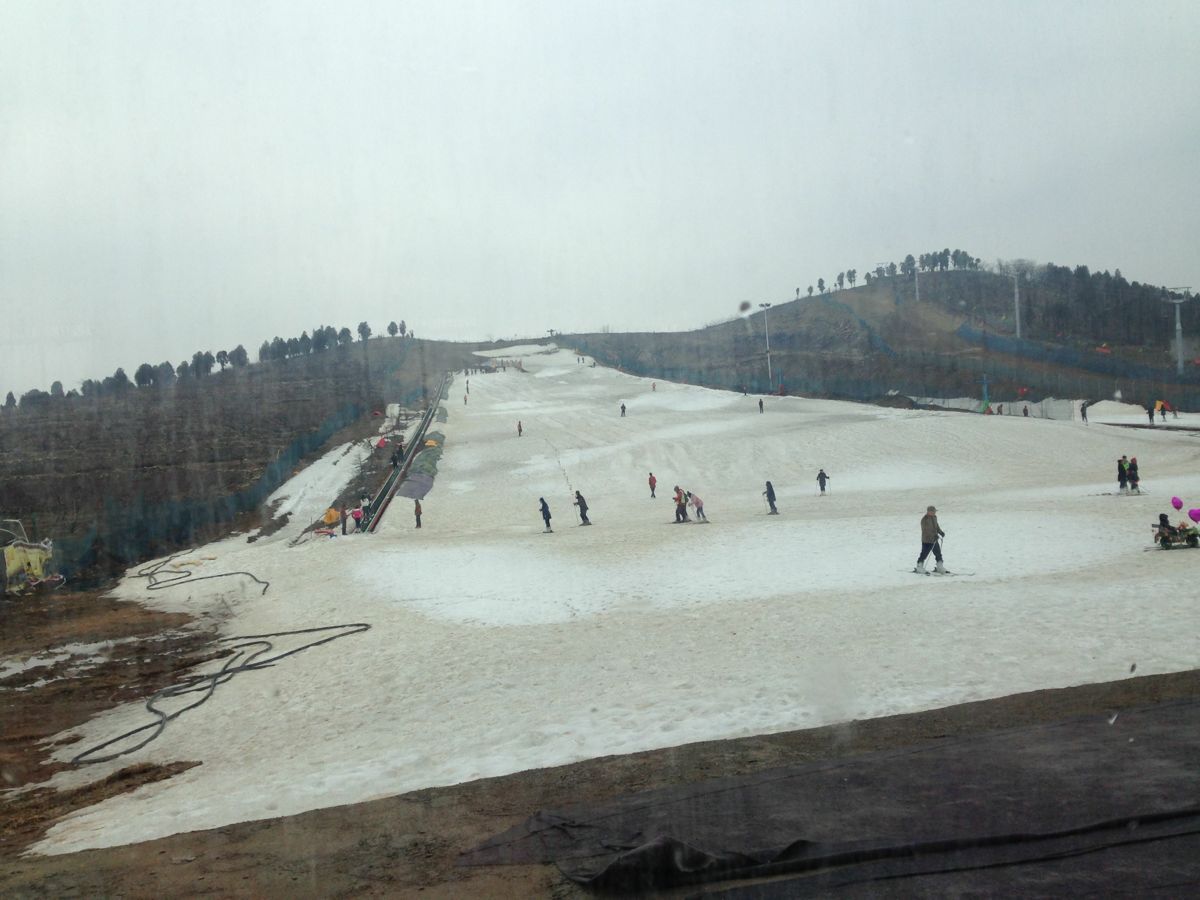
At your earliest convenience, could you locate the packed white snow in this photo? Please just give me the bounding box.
[31,346,1200,854]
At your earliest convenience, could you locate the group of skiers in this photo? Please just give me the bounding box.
[535,468,837,532]
[1117,455,1142,494]
[670,483,706,522]
[1147,403,1177,424]
[538,491,591,531]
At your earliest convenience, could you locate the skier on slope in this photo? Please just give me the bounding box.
[689,491,707,521]
[517,420,523,437]
[763,481,778,514]
[915,505,946,574]
[648,472,657,498]
[816,469,831,495]
[673,485,689,523]
[1118,456,1129,494]
[539,498,553,532]
[574,491,591,525]
[620,402,626,417]
[1128,457,1141,494]
[414,499,422,529]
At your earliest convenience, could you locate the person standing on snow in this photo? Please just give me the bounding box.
[414,499,422,529]
[758,398,764,414]
[763,481,778,514]
[539,497,553,532]
[648,472,657,498]
[689,491,707,521]
[816,469,831,495]
[916,505,946,574]
[574,491,591,525]
[1128,457,1141,493]
[1118,456,1129,493]
[1080,401,1088,424]
[517,420,523,437]
[758,480,777,513]
[673,486,689,523]
[620,402,626,417]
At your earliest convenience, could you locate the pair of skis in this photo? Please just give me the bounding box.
[909,568,973,577]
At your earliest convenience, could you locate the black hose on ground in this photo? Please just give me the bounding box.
[134,551,270,595]
[71,623,371,765]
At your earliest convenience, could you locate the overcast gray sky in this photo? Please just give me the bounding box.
[2,0,1198,396]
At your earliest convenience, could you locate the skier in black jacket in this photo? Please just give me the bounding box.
[816,469,830,495]
[539,498,552,532]
[574,491,591,525]
[763,481,778,514]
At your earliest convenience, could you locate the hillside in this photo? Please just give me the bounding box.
[572,269,1200,409]
[24,346,1200,860]
[0,338,479,581]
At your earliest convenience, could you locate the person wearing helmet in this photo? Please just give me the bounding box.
[916,505,946,574]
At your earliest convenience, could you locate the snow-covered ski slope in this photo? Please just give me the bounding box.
[34,346,1200,854]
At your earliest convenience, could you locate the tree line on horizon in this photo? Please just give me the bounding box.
[800,248,1192,349]
[802,248,984,297]
[5,319,411,411]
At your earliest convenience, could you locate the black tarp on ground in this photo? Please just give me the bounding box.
[458,699,1200,895]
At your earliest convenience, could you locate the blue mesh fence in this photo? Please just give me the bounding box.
[956,324,1200,384]
[574,339,1200,410]
[51,347,439,577]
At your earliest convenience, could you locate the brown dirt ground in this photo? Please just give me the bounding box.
[0,588,219,855]
[2,632,1197,899]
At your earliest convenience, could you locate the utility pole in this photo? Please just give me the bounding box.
[1012,274,1022,340]
[759,302,773,389]
[1163,287,1194,376]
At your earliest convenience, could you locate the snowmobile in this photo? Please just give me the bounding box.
[1153,519,1199,550]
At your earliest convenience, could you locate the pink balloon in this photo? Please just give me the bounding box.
[1190,509,1200,524]
[1172,496,1184,510]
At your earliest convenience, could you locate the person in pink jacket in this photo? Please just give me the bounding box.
[688,491,707,521]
